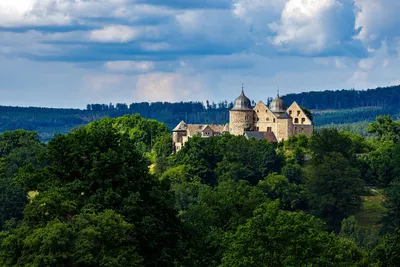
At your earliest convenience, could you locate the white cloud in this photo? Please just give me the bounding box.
[82,74,124,92]
[104,61,155,72]
[89,25,139,43]
[0,0,72,27]
[354,0,400,48]
[233,0,286,29]
[269,0,356,55]
[134,72,207,102]
[347,41,400,88]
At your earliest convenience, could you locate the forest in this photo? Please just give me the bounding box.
[0,84,399,141]
[1,113,400,266]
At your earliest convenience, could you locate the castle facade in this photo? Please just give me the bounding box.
[172,89,313,152]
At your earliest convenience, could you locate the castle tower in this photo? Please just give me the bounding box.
[269,93,292,141]
[269,92,286,116]
[229,87,254,136]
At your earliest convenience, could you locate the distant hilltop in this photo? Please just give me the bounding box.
[282,85,400,110]
[0,84,399,141]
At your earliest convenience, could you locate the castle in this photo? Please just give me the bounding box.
[172,89,313,152]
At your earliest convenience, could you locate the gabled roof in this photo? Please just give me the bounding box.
[173,120,187,131]
[253,101,277,118]
[223,123,229,132]
[209,125,225,133]
[287,101,313,124]
[185,124,226,136]
[187,124,205,135]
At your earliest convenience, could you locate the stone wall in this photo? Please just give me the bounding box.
[276,118,293,141]
[229,110,254,136]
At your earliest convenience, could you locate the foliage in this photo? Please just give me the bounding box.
[381,180,400,233]
[2,111,400,266]
[340,216,380,252]
[0,117,181,266]
[306,152,365,232]
[220,201,366,267]
[178,179,267,266]
[258,173,307,211]
[0,210,143,267]
[372,228,400,267]
[368,115,400,143]
[173,134,281,185]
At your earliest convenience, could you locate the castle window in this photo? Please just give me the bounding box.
[267,127,272,132]
[266,110,268,113]
[273,118,276,123]
[266,117,269,121]
[289,110,292,115]
[257,110,259,113]
[257,117,260,121]
[297,110,301,116]
[301,128,304,133]
[294,118,299,124]
[301,118,305,124]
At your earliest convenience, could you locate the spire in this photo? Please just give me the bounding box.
[241,83,244,94]
[277,87,280,97]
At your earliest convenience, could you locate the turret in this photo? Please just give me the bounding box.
[229,86,254,135]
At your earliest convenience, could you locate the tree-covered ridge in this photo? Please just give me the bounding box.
[0,84,400,141]
[1,114,400,266]
[282,85,400,110]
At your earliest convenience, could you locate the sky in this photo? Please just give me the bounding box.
[0,0,399,108]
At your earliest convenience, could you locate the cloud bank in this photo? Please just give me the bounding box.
[0,0,399,107]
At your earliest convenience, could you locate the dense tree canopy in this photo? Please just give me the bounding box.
[0,113,400,266]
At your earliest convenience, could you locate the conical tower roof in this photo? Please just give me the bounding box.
[173,120,187,131]
[269,93,286,114]
[231,86,252,111]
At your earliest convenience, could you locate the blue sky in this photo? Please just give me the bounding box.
[0,0,399,108]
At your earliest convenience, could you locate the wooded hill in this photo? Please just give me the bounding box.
[0,85,399,140]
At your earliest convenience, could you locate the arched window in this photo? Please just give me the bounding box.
[266,117,269,121]
[301,118,305,124]
[273,118,276,123]
[297,110,301,116]
[294,118,299,124]
[289,110,292,115]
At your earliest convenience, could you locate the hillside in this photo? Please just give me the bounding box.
[0,85,399,140]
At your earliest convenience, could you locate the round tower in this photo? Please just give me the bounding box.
[229,87,254,136]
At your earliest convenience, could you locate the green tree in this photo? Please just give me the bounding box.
[1,117,181,266]
[220,202,366,267]
[258,173,307,211]
[306,152,365,232]
[340,216,380,252]
[301,105,313,122]
[372,228,400,267]
[179,179,267,266]
[0,210,143,267]
[281,163,304,184]
[381,180,400,233]
[309,128,354,162]
[368,115,400,143]
[0,178,27,230]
